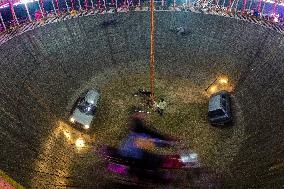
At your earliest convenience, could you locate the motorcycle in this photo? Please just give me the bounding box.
[99,145,200,186]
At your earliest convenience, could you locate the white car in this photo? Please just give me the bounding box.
[69,90,100,129]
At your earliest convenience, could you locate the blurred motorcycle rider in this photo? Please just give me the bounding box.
[118,111,176,170]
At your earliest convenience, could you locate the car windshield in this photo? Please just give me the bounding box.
[77,101,96,115]
[208,109,225,117]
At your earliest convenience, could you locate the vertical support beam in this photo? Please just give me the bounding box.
[242,0,247,14]
[37,0,44,15]
[98,0,101,9]
[261,0,266,15]
[71,0,75,10]
[91,0,94,10]
[56,0,60,14]
[9,0,19,26]
[78,0,82,10]
[149,0,155,103]
[51,0,57,14]
[257,0,262,13]
[103,0,106,10]
[24,3,32,22]
[227,0,233,13]
[235,0,240,12]
[174,0,176,9]
[124,0,127,8]
[272,0,277,15]
[248,0,252,10]
[222,0,226,8]
[0,12,6,31]
[39,0,45,16]
[65,0,70,12]
[230,0,235,9]
[85,0,88,10]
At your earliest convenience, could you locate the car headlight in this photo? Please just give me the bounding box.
[75,138,85,148]
[70,117,75,123]
[84,124,90,129]
[180,153,198,163]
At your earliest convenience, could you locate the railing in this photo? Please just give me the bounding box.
[0,4,284,46]
[1,0,284,27]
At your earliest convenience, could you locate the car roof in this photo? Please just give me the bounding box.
[84,90,100,104]
[208,91,228,111]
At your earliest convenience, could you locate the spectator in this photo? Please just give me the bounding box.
[35,10,43,21]
[70,9,78,16]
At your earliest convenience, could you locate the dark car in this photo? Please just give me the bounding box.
[208,90,232,125]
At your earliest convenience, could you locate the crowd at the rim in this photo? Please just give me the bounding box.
[1,2,284,35]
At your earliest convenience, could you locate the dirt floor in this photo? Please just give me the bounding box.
[38,73,245,188]
[90,73,244,187]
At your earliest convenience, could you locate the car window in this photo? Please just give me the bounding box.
[221,99,227,109]
[208,109,225,117]
[78,97,85,104]
[77,101,96,115]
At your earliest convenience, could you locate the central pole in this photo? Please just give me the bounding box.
[149,0,155,104]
